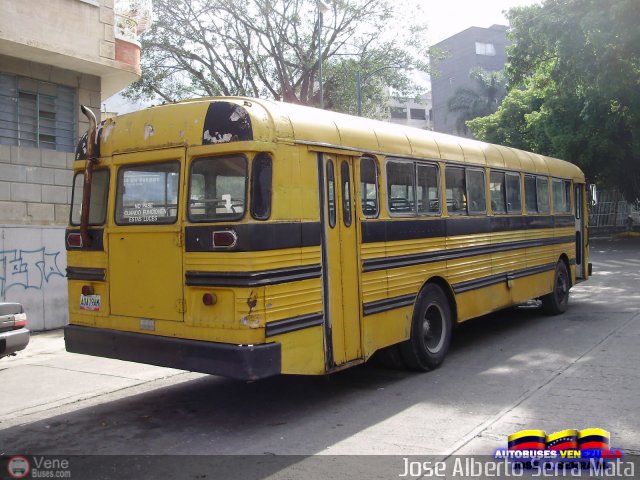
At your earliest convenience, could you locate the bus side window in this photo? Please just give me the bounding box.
[250,153,272,220]
[552,178,571,214]
[360,157,379,217]
[188,155,247,222]
[525,175,537,213]
[326,160,336,228]
[386,160,415,215]
[70,169,110,225]
[416,164,439,215]
[536,176,550,213]
[489,171,506,214]
[466,169,487,214]
[505,172,522,214]
[445,167,467,215]
[341,161,352,227]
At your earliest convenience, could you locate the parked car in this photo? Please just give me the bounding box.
[0,303,30,358]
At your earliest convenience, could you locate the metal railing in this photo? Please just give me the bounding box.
[589,189,633,228]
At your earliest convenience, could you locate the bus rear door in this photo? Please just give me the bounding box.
[109,148,185,323]
[321,154,362,367]
[575,184,586,280]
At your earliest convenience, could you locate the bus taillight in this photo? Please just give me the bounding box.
[67,233,83,248]
[81,285,94,296]
[203,293,217,306]
[212,231,237,248]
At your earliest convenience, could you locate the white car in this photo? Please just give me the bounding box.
[0,303,30,358]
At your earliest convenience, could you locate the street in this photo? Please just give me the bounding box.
[1,237,639,465]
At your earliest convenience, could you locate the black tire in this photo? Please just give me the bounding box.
[541,260,570,315]
[400,284,453,371]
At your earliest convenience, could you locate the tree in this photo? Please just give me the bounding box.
[468,0,640,200]
[446,68,506,136]
[124,0,430,114]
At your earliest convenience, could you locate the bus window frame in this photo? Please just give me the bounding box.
[535,176,550,214]
[70,168,110,226]
[250,152,273,221]
[466,167,487,215]
[551,177,572,215]
[340,160,352,227]
[385,157,417,217]
[415,161,441,216]
[359,156,380,219]
[326,159,336,228]
[505,171,523,214]
[489,170,507,215]
[524,174,538,214]
[187,154,249,223]
[115,160,181,226]
[444,165,467,216]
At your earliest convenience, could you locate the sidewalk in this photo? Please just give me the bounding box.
[0,330,202,425]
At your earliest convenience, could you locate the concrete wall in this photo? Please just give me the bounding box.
[0,0,115,65]
[0,57,101,331]
[0,226,68,330]
[0,145,75,331]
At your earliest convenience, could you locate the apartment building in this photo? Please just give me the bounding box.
[0,0,148,329]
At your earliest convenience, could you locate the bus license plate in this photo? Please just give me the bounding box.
[79,294,101,311]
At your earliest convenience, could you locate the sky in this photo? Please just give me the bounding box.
[422,0,539,44]
[105,0,540,114]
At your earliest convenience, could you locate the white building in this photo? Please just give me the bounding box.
[0,0,149,330]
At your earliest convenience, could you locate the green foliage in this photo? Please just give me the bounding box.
[468,0,640,200]
[124,0,430,117]
[447,68,506,136]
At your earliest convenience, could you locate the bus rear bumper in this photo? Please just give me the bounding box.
[64,325,281,380]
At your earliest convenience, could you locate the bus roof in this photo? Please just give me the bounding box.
[78,97,584,181]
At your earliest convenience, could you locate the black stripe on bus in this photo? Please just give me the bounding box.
[361,215,575,243]
[363,236,575,273]
[452,263,556,294]
[265,313,324,337]
[185,222,321,252]
[362,262,565,316]
[363,294,417,316]
[185,264,321,287]
[66,267,106,281]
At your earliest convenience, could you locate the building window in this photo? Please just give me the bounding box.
[475,42,496,56]
[390,107,407,119]
[410,108,426,120]
[0,74,76,152]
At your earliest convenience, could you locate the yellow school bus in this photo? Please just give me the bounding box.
[64,97,590,379]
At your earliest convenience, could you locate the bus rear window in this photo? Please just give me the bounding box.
[115,162,180,225]
[188,155,247,222]
[70,169,110,225]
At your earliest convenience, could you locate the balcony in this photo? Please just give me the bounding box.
[114,0,152,70]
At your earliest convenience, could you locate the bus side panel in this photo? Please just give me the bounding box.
[67,249,109,327]
[269,326,326,375]
[362,308,412,360]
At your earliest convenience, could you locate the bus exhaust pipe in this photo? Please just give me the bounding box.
[79,105,98,247]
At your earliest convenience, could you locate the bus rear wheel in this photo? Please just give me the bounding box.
[541,260,570,315]
[400,284,453,371]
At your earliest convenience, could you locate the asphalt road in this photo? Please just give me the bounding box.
[1,236,639,476]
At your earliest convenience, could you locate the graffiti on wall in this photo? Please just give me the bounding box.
[0,248,65,298]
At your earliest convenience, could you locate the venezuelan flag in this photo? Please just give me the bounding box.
[546,429,578,450]
[578,428,610,450]
[508,430,546,450]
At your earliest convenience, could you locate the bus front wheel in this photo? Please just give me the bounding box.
[541,261,570,315]
[400,284,453,371]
